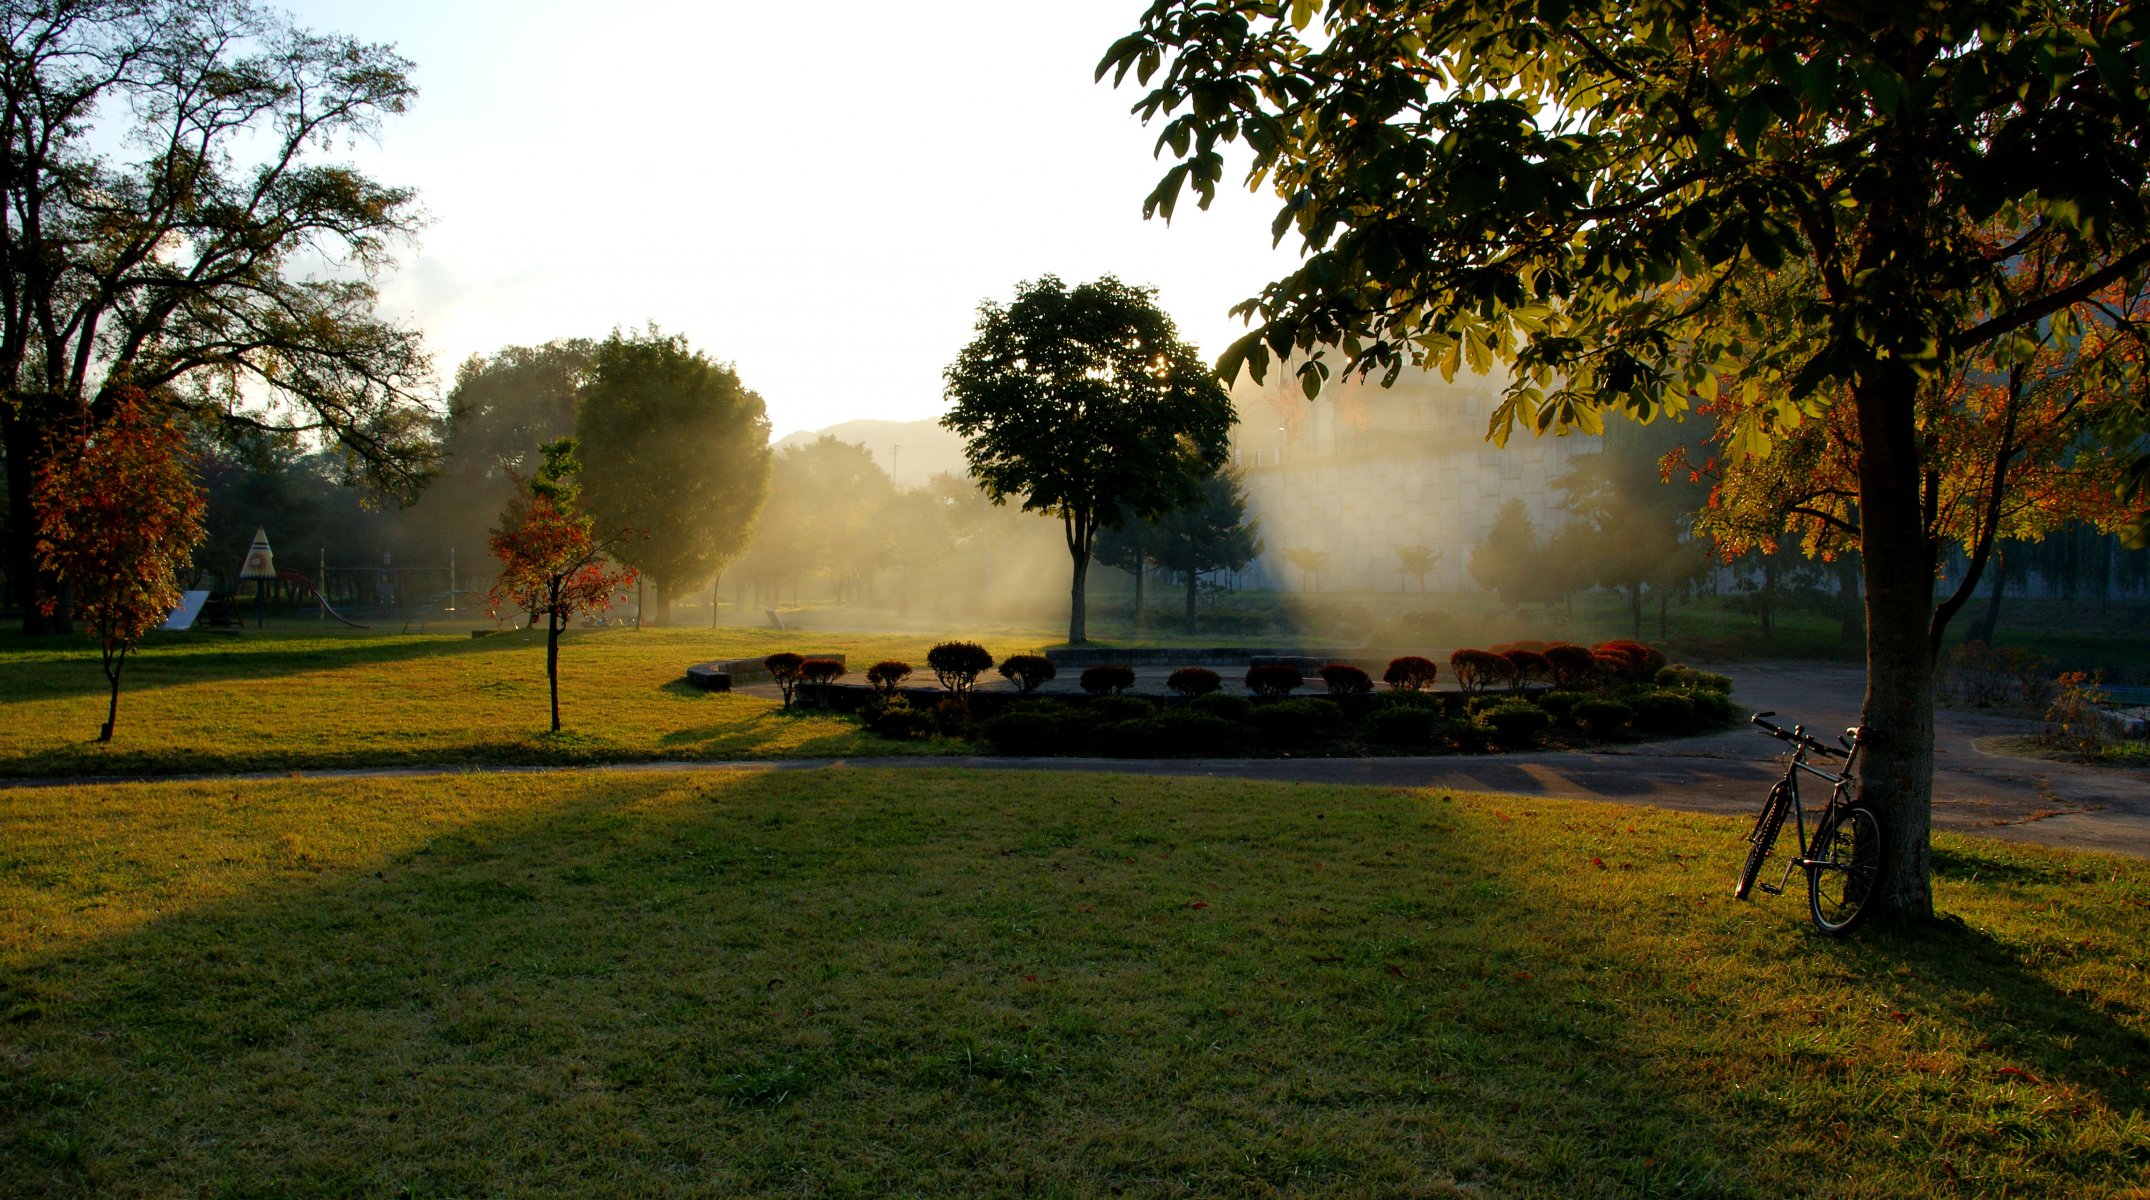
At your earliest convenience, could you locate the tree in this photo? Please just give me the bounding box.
[488,439,636,733]
[574,329,771,625]
[416,341,593,572]
[2,1,434,633]
[31,388,206,742]
[943,276,1235,643]
[1149,465,1262,633]
[730,436,900,610]
[1395,545,1440,592]
[1283,546,1328,592]
[1104,0,2150,922]
[1468,501,1552,610]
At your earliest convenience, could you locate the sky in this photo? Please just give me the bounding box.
[283,0,1299,440]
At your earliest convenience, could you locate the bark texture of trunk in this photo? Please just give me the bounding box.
[1853,367,1937,922]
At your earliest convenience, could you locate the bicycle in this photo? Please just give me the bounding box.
[1736,711,1887,936]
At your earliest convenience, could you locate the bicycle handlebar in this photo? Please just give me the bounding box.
[1750,711,1842,759]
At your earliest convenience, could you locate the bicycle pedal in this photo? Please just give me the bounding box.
[1760,882,1783,896]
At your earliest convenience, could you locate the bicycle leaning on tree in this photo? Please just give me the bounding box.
[1735,712,1887,936]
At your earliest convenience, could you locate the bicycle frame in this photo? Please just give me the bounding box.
[1757,718,1866,897]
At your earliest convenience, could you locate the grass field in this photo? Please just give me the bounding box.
[0,625,1033,778]
[3,768,2145,1198]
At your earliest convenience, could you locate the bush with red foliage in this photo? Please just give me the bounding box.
[1543,643,1600,689]
[764,652,806,708]
[1080,663,1138,695]
[1592,640,1667,682]
[1501,649,1551,692]
[1167,666,1222,697]
[1383,655,1440,691]
[927,641,995,698]
[799,657,846,685]
[1319,663,1373,695]
[1244,662,1304,698]
[866,660,913,696]
[998,654,1057,694]
[1449,648,1512,694]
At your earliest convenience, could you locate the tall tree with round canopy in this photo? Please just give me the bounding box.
[942,276,1235,644]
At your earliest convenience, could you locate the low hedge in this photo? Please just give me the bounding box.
[1479,700,1552,747]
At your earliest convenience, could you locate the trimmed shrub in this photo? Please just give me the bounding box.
[764,652,805,708]
[1572,697,1634,738]
[1592,640,1667,682]
[1167,666,1222,698]
[1248,697,1338,748]
[1500,649,1551,692]
[1657,664,1733,694]
[1080,663,1138,696]
[929,696,975,737]
[865,660,913,697]
[1371,705,1440,747]
[1449,648,1512,694]
[1383,655,1440,691]
[1479,700,1552,747]
[979,707,1067,754]
[1086,694,1154,724]
[1319,663,1374,695]
[864,696,934,740]
[1093,718,1169,757]
[927,641,994,698]
[1153,710,1249,755]
[1543,643,1600,689]
[997,654,1057,694]
[1535,690,1587,722]
[1690,689,1741,725]
[1244,663,1304,698]
[1628,690,1697,734]
[798,657,846,707]
[1190,692,1254,723]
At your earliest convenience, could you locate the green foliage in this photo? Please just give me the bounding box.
[1535,691,1588,723]
[1478,701,1553,748]
[1085,695,1155,724]
[978,706,1068,755]
[764,652,805,709]
[1370,705,1441,747]
[998,654,1057,695]
[863,696,935,741]
[1573,698,1636,739]
[1657,665,1733,695]
[1188,692,1254,723]
[1628,691,1698,735]
[1167,666,1222,697]
[942,276,1236,643]
[1248,697,1338,748]
[419,340,592,569]
[730,435,904,610]
[573,328,772,623]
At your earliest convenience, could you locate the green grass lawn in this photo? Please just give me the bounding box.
[0,624,1063,778]
[3,769,2144,1197]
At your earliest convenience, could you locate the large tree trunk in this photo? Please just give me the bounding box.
[1068,552,1090,644]
[99,644,126,744]
[546,590,564,733]
[1968,550,2006,646]
[1853,367,1937,923]
[3,402,72,634]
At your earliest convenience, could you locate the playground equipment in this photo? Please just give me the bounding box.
[276,568,372,629]
[401,590,491,633]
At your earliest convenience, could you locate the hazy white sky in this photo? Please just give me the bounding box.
[285,1,1295,439]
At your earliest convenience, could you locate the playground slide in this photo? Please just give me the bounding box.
[278,568,373,629]
[160,589,211,631]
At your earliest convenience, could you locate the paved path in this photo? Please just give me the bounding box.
[9,663,2144,858]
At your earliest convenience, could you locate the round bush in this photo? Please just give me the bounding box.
[1371,705,1440,747]
[1500,649,1551,690]
[1319,663,1373,695]
[1479,700,1552,747]
[799,657,846,685]
[1656,664,1733,694]
[1543,644,1600,689]
[1189,692,1254,723]
[865,697,934,740]
[1152,710,1248,755]
[1080,663,1138,696]
[998,654,1057,694]
[1167,666,1222,698]
[926,642,995,695]
[1689,689,1741,726]
[1244,662,1303,698]
[865,660,913,696]
[1449,648,1512,694]
[1572,697,1634,738]
[1628,690,1697,734]
[1593,640,1667,682]
[1248,697,1337,748]
[1383,655,1439,691]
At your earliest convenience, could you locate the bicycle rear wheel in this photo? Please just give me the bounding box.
[1736,780,1793,900]
[1806,805,1885,936]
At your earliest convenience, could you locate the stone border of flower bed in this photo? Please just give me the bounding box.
[685,654,846,693]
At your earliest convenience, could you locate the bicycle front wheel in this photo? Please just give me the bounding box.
[1806,805,1885,936]
[1736,780,1793,900]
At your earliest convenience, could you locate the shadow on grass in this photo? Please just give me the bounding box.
[0,628,513,702]
[3,771,2142,1196]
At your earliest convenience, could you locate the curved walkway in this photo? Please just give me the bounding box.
[7,664,2144,859]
